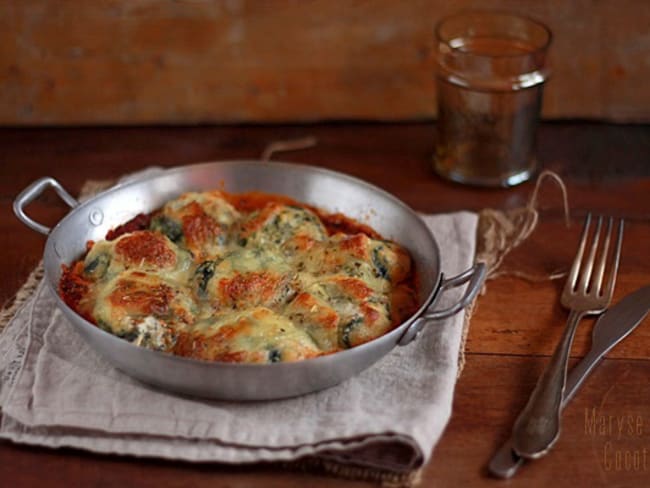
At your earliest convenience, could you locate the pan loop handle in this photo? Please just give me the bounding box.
[423,262,487,321]
[13,177,79,235]
[397,262,486,346]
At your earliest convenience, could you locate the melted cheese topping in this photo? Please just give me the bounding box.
[61,191,417,363]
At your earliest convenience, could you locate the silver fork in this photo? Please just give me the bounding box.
[511,214,624,459]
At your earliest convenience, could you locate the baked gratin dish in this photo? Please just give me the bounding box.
[59,191,418,364]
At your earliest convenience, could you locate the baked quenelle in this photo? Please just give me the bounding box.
[60,190,417,363]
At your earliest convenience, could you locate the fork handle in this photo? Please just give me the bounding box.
[511,310,584,459]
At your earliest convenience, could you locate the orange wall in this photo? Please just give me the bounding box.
[1,0,649,125]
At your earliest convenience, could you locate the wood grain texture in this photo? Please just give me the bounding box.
[1,0,650,125]
[1,122,649,487]
[429,355,650,486]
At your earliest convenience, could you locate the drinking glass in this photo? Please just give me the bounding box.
[433,11,551,187]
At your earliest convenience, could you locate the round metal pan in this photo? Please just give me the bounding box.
[14,161,485,400]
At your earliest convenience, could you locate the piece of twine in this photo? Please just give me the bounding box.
[456,169,571,381]
[476,170,571,282]
[261,136,318,161]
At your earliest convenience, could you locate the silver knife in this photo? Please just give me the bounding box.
[488,284,650,479]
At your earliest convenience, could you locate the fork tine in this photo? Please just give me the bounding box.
[592,217,613,295]
[567,214,592,291]
[602,219,624,299]
[577,215,603,292]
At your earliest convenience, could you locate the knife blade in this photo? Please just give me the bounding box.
[488,284,650,479]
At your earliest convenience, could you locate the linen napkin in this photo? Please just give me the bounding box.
[0,173,478,479]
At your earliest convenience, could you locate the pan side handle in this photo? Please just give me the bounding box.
[424,262,487,320]
[397,262,486,346]
[13,177,79,235]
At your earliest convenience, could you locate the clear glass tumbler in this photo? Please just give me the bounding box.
[433,11,551,187]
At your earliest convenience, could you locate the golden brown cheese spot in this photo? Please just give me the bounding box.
[334,276,373,300]
[291,234,412,293]
[174,308,321,363]
[180,202,222,257]
[108,273,174,318]
[360,302,381,325]
[217,271,285,309]
[165,191,240,226]
[308,275,373,306]
[289,234,370,275]
[175,328,262,363]
[198,248,297,311]
[344,301,393,348]
[95,270,196,340]
[339,234,372,260]
[114,231,176,269]
[305,275,392,349]
[151,192,240,261]
[174,322,255,362]
[83,231,192,287]
[284,292,340,353]
[283,234,318,255]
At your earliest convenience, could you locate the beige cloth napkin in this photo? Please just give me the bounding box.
[0,203,477,474]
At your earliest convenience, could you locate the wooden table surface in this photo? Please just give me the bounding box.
[1,122,649,487]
